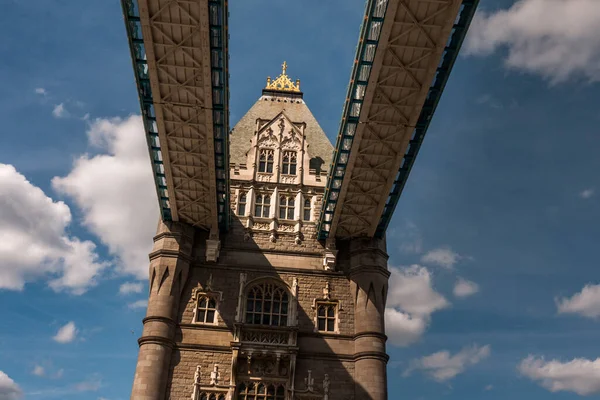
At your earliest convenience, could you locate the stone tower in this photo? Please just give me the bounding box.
[130,63,390,400]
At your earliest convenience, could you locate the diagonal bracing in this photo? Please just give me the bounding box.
[318,0,479,240]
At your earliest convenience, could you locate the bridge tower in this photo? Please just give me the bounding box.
[130,64,390,400]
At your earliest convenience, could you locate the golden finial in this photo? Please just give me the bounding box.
[265,61,301,93]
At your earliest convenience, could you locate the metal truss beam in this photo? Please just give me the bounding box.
[121,0,229,231]
[318,0,479,240]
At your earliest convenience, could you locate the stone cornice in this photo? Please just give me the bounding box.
[149,248,193,262]
[190,262,346,277]
[353,331,388,341]
[143,315,177,327]
[349,265,391,279]
[353,351,390,363]
[138,335,175,348]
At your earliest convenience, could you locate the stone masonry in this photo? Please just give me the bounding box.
[130,68,390,400]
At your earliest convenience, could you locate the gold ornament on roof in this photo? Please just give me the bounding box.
[265,61,301,93]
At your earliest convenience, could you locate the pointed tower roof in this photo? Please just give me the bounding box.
[230,63,333,173]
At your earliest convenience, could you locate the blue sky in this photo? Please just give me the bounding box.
[2,0,600,399]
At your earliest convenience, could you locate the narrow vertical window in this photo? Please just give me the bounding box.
[317,303,336,332]
[282,151,297,175]
[254,194,271,218]
[258,149,274,173]
[303,198,311,221]
[237,192,247,216]
[279,196,295,220]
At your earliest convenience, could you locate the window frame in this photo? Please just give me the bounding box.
[258,149,274,174]
[254,193,271,218]
[303,197,311,221]
[316,302,337,333]
[192,291,221,326]
[244,282,290,327]
[237,191,247,216]
[278,195,295,220]
[237,382,285,400]
[281,150,297,176]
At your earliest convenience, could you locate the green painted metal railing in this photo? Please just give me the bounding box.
[317,0,479,240]
[317,0,390,240]
[374,0,479,238]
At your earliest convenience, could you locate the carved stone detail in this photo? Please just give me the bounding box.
[281,175,297,184]
[256,173,273,182]
[240,329,288,345]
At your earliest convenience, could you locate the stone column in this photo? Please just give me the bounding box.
[130,220,195,400]
[350,238,390,400]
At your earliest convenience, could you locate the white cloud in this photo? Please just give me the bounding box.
[52,103,69,118]
[52,116,158,279]
[556,284,600,318]
[580,188,594,199]
[465,0,600,83]
[128,299,148,310]
[385,265,449,346]
[404,344,491,382]
[484,384,493,391]
[73,376,101,392]
[119,282,144,295]
[519,355,600,395]
[0,164,107,294]
[34,88,47,96]
[385,308,428,347]
[396,221,423,254]
[453,278,479,298]
[421,247,461,269]
[0,371,22,400]
[32,365,45,377]
[53,322,78,344]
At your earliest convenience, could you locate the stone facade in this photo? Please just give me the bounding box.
[130,70,390,400]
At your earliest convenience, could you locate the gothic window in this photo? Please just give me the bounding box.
[303,198,311,221]
[245,282,289,326]
[316,303,336,332]
[258,149,274,173]
[278,196,295,220]
[281,151,297,175]
[237,382,285,400]
[195,295,217,324]
[237,192,247,216]
[254,194,271,218]
[199,393,226,400]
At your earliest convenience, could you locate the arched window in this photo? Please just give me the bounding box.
[258,149,274,173]
[282,151,297,175]
[195,295,217,324]
[237,192,247,216]
[254,194,271,218]
[245,282,289,326]
[278,196,295,220]
[237,382,285,400]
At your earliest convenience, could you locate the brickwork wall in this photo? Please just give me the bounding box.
[166,259,358,399]
[294,358,355,399]
[167,349,232,400]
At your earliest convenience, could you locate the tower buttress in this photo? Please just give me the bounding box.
[349,237,390,400]
[130,220,195,400]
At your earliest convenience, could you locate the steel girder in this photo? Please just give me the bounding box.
[122,0,230,231]
[318,0,478,240]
